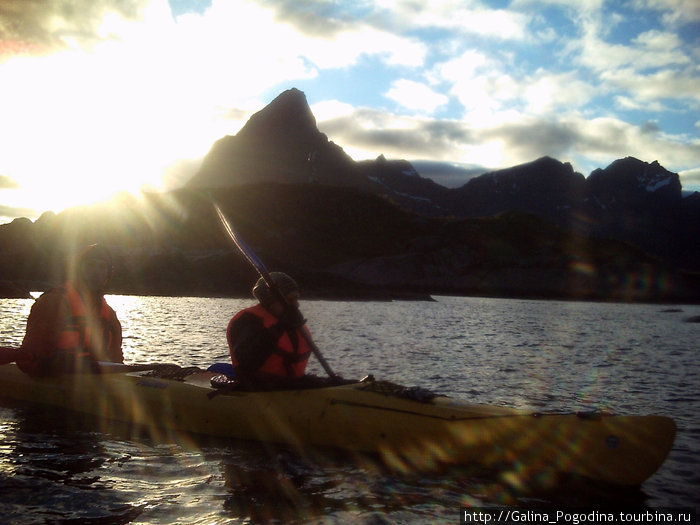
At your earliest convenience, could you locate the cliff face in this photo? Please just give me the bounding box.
[1,89,698,302]
[189,89,360,188]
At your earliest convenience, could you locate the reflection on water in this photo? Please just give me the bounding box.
[0,295,698,522]
[0,404,142,523]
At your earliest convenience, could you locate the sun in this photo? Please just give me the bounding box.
[0,44,211,220]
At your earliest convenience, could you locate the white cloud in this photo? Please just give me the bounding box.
[231,0,427,70]
[374,0,529,40]
[629,0,700,24]
[523,70,597,113]
[574,14,691,74]
[435,50,488,80]
[385,80,449,114]
[601,67,700,104]
[433,50,519,125]
[310,100,356,121]
[679,167,700,190]
[614,96,666,112]
[512,0,605,11]
[301,25,427,69]
[633,29,683,50]
[436,54,599,125]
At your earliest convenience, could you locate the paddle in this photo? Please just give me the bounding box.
[0,345,178,374]
[213,201,339,380]
[96,362,183,374]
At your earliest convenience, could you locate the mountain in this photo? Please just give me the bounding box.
[445,156,587,223]
[1,88,699,302]
[188,89,699,272]
[189,88,370,190]
[188,88,452,215]
[2,182,697,302]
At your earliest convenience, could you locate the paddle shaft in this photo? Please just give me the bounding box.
[0,346,175,373]
[213,202,338,379]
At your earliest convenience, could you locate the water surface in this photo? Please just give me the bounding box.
[0,295,697,523]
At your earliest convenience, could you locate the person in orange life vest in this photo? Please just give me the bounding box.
[227,272,311,384]
[17,244,123,376]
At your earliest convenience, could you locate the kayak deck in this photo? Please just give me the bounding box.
[0,363,675,487]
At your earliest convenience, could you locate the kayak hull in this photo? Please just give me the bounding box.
[0,364,675,486]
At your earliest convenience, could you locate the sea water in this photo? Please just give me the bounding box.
[0,295,697,523]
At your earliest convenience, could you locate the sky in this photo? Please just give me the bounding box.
[0,0,699,223]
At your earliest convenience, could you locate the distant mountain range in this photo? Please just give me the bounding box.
[190,88,700,271]
[1,88,698,302]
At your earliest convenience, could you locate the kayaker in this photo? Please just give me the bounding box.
[226,272,311,385]
[16,244,123,376]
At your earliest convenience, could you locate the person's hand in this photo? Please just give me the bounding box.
[279,304,306,329]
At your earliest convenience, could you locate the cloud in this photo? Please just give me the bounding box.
[629,0,700,24]
[483,118,582,163]
[233,0,426,70]
[378,1,531,41]
[411,160,487,188]
[0,203,39,220]
[601,67,700,104]
[0,0,147,57]
[566,5,698,110]
[480,113,700,175]
[385,80,449,114]
[0,175,20,189]
[434,54,597,127]
[679,167,700,190]
[317,103,700,180]
[318,108,473,160]
[614,96,667,112]
[576,24,690,74]
[522,70,597,113]
[256,0,366,38]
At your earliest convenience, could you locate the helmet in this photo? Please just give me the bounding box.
[78,243,112,266]
[252,272,299,306]
[76,244,113,289]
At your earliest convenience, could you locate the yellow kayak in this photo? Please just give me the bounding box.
[0,363,675,486]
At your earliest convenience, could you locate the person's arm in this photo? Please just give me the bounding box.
[227,313,276,374]
[102,306,123,363]
[17,291,65,375]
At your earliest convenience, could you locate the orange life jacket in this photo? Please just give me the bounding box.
[56,283,117,360]
[228,304,311,378]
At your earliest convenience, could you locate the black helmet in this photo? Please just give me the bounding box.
[252,272,299,306]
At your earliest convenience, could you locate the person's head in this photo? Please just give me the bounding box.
[252,272,300,315]
[75,244,113,292]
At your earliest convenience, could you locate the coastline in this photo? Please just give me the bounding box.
[3,278,699,304]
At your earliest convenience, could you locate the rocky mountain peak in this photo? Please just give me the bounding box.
[188,88,335,188]
[238,88,319,143]
[588,156,681,205]
[457,156,585,199]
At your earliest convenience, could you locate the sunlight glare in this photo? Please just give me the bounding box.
[0,2,237,217]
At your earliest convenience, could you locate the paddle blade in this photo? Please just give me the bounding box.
[213,202,271,281]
